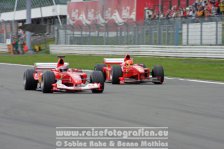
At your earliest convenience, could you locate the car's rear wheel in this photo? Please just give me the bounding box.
[24,69,38,90]
[42,71,56,93]
[90,71,104,93]
[152,65,164,84]
[112,65,123,84]
[94,64,106,81]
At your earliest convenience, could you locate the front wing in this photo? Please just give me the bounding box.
[52,81,101,91]
[119,76,160,84]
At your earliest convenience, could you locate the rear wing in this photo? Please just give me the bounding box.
[104,58,124,65]
[34,63,69,71]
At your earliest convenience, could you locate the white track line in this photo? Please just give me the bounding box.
[165,77,224,85]
[0,63,32,67]
[1,63,224,85]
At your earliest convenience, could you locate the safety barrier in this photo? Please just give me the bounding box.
[0,43,7,52]
[50,45,224,58]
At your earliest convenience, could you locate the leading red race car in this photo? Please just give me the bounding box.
[23,56,104,93]
[94,54,164,84]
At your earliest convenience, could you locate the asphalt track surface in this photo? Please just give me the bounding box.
[0,64,224,149]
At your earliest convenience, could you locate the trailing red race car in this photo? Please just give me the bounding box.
[94,54,164,84]
[23,56,104,93]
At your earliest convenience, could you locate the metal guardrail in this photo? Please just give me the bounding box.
[49,45,224,58]
[0,43,7,52]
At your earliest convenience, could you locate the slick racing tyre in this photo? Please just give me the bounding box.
[152,65,164,84]
[42,71,56,93]
[24,69,38,90]
[90,71,105,93]
[94,64,106,81]
[112,65,123,84]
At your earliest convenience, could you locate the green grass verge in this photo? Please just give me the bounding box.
[0,54,224,82]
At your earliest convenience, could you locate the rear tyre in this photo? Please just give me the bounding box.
[90,71,104,93]
[112,65,123,84]
[42,71,56,93]
[94,64,106,81]
[23,69,38,90]
[152,65,164,84]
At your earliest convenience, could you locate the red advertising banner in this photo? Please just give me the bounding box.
[101,0,136,25]
[67,0,196,26]
[67,0,137,26]
[67,1,99,26]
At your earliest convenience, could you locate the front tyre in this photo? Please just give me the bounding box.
[42,71,56,93]
[152,65,164,84]
[24,69,38,90]
[94,64,106,81]
[112,65,123,84]
[90,71,104,93]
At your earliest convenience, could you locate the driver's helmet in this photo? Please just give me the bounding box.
[125,59,133,66]
[58,65,68,72]
[124,54,131,61]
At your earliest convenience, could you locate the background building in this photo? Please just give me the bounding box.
[0,0,70,25]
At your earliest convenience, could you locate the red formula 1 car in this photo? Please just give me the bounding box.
[23,56,104,93]
[94,55,164,84]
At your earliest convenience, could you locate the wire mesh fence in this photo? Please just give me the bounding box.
[55,16,224,46]
[1,16,224,46]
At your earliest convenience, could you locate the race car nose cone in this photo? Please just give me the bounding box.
[134,65,145,73]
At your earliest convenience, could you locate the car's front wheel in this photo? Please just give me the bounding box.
[90,71,104,93]
[23,69,38,90]
[112,65,123,84]
[94,64,106,81]
[152,65,164,84]
[42,71,56,93]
